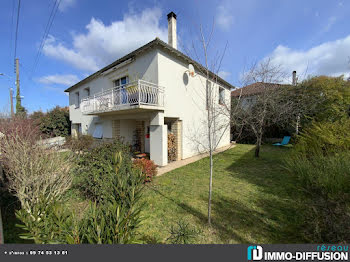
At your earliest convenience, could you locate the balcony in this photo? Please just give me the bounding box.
[81,80,164,115]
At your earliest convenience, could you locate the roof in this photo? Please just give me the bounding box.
[231,82,288,97]
[65,38,234,92]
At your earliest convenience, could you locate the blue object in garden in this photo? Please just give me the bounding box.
[273,136,291,146]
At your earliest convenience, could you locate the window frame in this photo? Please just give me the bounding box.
[84,87,90,97]
[113,76,129,88]
[75,92,80,108]
[219,86,225,105]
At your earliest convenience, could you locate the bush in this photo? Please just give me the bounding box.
[293,119,350,158]
[14,138,145,244]
[0,117,40,143]
[285,118,350,242]
[39,106,70,137]
[73,140,138,202]
[285,153,350,243]
[65,135,94,152]
[15,196,76,244]
[296,76,350,125]
[133,158,157,182]
[0,124,72,212]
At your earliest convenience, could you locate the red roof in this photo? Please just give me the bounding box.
[231,82,287,97]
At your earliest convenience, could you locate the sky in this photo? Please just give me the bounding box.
[0,0,349,113]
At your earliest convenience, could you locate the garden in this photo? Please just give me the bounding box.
[0,75,349,244]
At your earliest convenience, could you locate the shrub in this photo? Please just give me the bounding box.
[167,220,202,244]
[73,140,138,202]
[39,106,70,137]
[30,110,45,126]
[293,119,350,158]
[296,76,350,125]
[133,158,157,182]
[286,119,350,243]
[0,122,73,244]
[65,134,94,152]
[285,153,350,243]
[15,196,77,244]
[80,198,143,244]
[0,125,72,212]
[14,139,145,244]
[0,117,40,143]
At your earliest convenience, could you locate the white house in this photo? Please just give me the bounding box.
[65,12,233,166]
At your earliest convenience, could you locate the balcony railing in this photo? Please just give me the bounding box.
[81,80,164,114]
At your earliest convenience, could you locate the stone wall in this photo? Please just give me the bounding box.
[171,120,182,161]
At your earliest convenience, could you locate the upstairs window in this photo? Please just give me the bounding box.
[114,76,129,88]
[75,92,80,108]
[84,87,90,97]
[219,87,225,105]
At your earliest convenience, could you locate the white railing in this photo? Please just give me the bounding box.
[80,80,164,114]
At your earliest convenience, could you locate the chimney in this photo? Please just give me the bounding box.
[292,71,297,86]
[167,12,177,49]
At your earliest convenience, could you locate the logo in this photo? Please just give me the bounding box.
[247,246,263,260]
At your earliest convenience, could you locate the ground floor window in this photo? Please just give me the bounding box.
[93,123,103,139]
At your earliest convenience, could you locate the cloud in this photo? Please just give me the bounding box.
[43,7,168,72]
[58,0,76,12]
[216,1,234,31]
[43,35,100,71]
[218,71,231,80]
[323,16,337,33]
[264,35,350,83]
[37,74,80,86]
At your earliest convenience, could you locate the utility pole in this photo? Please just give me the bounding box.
[10,88,14,118]
[15,58,25,116]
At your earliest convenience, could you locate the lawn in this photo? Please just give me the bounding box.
[137,144,304,244]
[2,144,305,244]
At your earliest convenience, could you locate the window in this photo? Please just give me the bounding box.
[93,123,103,139]
[84,87,90,97]
[219,87,225,105]
[75,92,80,108]
[114,76,129,87]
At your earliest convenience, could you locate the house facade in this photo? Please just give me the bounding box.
[65,12,233,166]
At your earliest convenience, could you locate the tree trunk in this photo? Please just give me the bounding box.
[0,208,3,244]
[255,136,261,158]
[208,151,213,225]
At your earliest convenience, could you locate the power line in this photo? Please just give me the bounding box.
[31,0,61,77]
[10,0,16,63]
[14,0,21,60]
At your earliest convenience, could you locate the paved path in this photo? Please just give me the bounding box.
[157,143,236,176]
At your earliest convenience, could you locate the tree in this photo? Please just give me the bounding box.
[40,106,71,137]
[231,60,293,157]
[185,21,231,225]
[292,76,350,128]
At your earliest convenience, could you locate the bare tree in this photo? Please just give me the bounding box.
[184,21,231,225]
[231,59,294,157]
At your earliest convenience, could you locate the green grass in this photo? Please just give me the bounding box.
[3,144,305,244]
[137,144,304,244]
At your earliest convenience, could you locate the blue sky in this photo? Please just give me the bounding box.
[0,0,349,113]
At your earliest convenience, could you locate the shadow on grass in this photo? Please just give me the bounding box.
[223,145,304,243]
[1,193,32,244]
[147,145,305,243]
[148,185,249,243]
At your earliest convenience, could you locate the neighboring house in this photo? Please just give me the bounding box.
[65,12,233,166]
[231,71,297,107]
